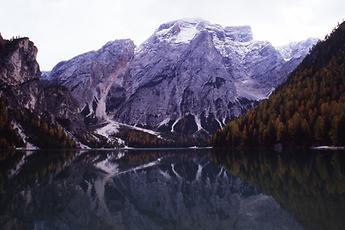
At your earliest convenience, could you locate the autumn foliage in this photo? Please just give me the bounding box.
[213,22,345,147]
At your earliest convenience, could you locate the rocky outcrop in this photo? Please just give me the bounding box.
[0,37,40,89]
[48,39,135,124]
[0,36,107,148]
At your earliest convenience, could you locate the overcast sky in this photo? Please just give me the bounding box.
[0,0,344,70]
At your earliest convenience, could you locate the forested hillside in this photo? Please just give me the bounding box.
[0,96,76,152]
[0,36,77,152]
[0,97,23,153]
[213,22,345,147]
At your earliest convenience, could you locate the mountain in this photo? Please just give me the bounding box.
[0,19,318,149]
[111,19,316,135]
[0,35,112,151]
[277,38,319,62]
[47,19,317,145]
[0,35,74,150]
[0,35,40,89]
[212,22,345,147]
[47,40,135,125]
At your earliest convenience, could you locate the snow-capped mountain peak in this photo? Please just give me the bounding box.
[276,37,319,61]
[154,19,211,44]
[47,18,318,141]
[152,19,253,45]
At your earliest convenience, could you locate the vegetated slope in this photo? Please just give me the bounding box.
[0,35,77,151]
[213,22,345,147]
[0,96,76,151]
[0,97,23,153]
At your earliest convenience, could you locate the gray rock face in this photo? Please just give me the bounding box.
[277,38,319,62]
[0,35,105,148]
[47,19,317,138]
[112,19,317,134]
[48,39,135,123]
[0,37,40,88]
[115,30,239,131]
[0,36,42,113]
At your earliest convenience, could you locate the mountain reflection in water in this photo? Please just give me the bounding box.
[1,148,342,229]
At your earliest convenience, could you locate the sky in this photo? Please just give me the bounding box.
[0,0,344,70]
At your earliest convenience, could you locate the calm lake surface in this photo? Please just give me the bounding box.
[0,148,345,230]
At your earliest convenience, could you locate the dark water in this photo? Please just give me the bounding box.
[0,148,344,230]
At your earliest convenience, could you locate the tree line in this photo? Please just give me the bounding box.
[213,21,345,147]
[0,96,76,155]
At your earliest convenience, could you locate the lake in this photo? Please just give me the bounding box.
[0,148,344,230]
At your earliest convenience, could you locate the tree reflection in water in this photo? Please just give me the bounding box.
[212,148,345,230]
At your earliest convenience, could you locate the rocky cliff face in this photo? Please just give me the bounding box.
[0,36,40,89]
[110,19,317,135]
[0,35,106,148]
[48,40,135,124]
[277,38,319,62]
[42,19,318,145]
[0,36,43,114]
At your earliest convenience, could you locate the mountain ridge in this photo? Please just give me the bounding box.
[212,21,345,147]
[42,19,319,146]
[0,19,319,149]
[109,19,317,136]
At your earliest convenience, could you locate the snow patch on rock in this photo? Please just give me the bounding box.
[194,115,202,131]
[12,122,38,150]
[276,38,318,61]
[95,120,120,138]
[171,117,181,133]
